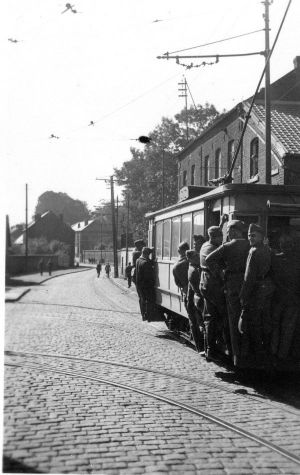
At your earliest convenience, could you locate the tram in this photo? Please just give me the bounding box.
[145,183,300,369]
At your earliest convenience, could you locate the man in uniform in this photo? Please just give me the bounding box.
[271,231,300,361]
[239,223,274,362]
[186,250,204,352]
[200,226,225,361]
[206,220,249,365]
[132,239,145,285]
[172,241,190,303]
[136,247,155,321]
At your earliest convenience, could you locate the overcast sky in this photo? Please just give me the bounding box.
[3,0,300,226]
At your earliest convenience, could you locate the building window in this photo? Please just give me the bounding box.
[182,170,187,187]
[250,138,259,177]
[227,140,235,170]
[191,165,195,185]
[204,156,209,185]
[215,148,221,178]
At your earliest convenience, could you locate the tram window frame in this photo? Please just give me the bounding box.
[155,221,163,259]
[171,216,181,258]
[193,211,204,237]
[163,219,171,260]
[181,213,192,246]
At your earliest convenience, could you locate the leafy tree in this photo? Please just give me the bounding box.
[35,191,90,225]
[114,103,220,239]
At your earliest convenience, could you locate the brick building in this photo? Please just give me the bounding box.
[72,217,112,261]
[177,56,300,192]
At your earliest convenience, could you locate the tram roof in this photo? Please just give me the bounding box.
[145,183,300,219]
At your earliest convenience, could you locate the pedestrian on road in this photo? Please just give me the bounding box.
[105,262,111,278]
[38,258,44,276]
[125,262,133,288]
[96,261,102,278]
[47,258,53,276]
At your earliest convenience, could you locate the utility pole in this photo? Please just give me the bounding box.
[162,150,165,208]
[110,175,118,277]
[125,194,129,266]
[178,76,189,142]
[25,183,28,273]
[263,0,272,184]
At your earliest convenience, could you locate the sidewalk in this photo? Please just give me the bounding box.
[5,266,93,302]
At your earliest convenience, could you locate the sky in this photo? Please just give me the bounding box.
[2,0,300,226]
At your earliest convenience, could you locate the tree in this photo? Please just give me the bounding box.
[114,103,220,239]
[35,191,90,225]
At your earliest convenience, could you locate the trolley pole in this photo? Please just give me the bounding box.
[110,175,118,277]
[264,0,272,184]
[25,183,28,273]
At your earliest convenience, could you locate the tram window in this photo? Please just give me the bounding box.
[163,219,171,259]
[171,217,181,258]
[193,211,204,236]
[204,156,209,185]
[182,170,187,187]
[215,149,221,178]
[155,222,163,258]
[181,214,192,245]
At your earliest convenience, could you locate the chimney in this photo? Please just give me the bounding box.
[293,56,300,69]
[84,219,89,226]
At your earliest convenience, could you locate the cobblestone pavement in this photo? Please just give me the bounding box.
[4,270,300,474]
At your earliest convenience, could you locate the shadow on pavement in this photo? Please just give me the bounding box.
[2,456,44,473]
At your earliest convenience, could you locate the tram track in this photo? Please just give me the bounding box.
[5,350,300,418]
[5,356,300,468]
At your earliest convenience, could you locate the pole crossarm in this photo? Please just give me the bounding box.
[157,51,265,60]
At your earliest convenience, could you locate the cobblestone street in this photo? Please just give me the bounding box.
[4,269,300,474]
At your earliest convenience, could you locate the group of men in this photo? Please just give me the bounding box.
[173,217,300,366]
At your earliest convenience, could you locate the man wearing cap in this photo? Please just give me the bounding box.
[172,241,190,299]
[132,239,145,285]
[206,220,249,365]
[186,250,204,352]
[136,247,156,321]
[200,226,226,360]
[239,223,274,362]
[193,234,206,254]
[270,231,300,361]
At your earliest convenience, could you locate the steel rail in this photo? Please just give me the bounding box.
[5,350,300,417]
[5,359,300,466]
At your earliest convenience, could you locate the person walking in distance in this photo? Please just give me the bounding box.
[47,258,53,276]
[125,262,133,288]
[96,261,102,278]
[38,258,44,276]
[105,262,111,278]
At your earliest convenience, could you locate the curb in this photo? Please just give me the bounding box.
[5,288,31,302]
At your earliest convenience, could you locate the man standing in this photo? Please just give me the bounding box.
[186,250,204,353]
[96,261,102,278]
[125,262,133,288]
[172,241,190,301]
[200,226,225,361]
[206,220,249,365]
[271,232,300,361]
[239,223,274,362]
[136,247,155,321]
[132,239,145,285]
[105,262,111,278]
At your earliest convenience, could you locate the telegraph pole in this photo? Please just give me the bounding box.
[125,194,129,266]
[110,176,118,277]
[263,0,272,184]
[25,183,28,273]
[178,76,189,142]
